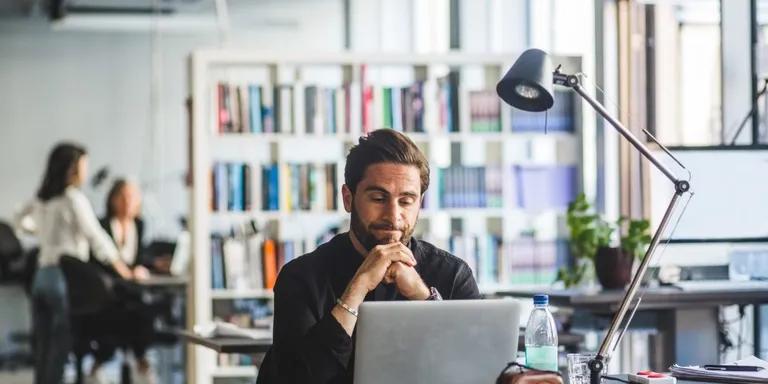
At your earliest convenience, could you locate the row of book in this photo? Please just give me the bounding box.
[211,162,575,213]
[211,230,568,291]
[442,235,569,285]
[214,299,272,368]
[211,162,339,213]
[215,79,430,135]
[261,163,339,212]
[213,72,574,136]
[436,166,503,208]
[435,165,576,210]
[212,299,273,327]
[210,234,315,290]
[211,162,253,212]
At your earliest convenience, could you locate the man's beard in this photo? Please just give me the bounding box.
[350,203,415,252]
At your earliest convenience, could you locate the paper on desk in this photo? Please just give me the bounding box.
[670,356,768,383]
[193,321,272,340]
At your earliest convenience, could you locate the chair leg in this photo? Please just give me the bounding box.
[121,349,132,384]
[75,352,84,384]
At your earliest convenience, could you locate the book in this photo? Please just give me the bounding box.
[262,239,278,290]
[245,232,264,290]
[248,85,263,133]
[223,238,248,289]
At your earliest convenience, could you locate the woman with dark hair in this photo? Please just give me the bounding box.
[14,142,134,384]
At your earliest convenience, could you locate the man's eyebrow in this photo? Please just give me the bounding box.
[362,186,419,198]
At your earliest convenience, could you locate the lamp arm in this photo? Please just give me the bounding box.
[553,73,692,383]
[558,73,683,188]
[587,192,684,384]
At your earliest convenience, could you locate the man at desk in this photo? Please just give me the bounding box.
[257,129,560,384]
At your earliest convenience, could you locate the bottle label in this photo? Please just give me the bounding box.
[525,345,558,371]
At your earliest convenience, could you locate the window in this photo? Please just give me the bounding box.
[648,0,722,146]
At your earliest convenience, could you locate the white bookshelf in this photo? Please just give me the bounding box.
[188,49,585,383]
[211,366,258,378]
[210,289,274,300]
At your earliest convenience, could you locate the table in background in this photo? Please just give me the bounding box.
[135,275,189,384]
[496,281,768,370]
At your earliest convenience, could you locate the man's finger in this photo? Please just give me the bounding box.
[516,373,563,384]
[388,243,416,265]
[386,249,416,266]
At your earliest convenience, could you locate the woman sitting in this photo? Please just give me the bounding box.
[88,179,156,384]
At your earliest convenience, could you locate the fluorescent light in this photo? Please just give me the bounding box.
[50,14,218,32]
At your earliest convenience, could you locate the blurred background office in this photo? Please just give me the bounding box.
[0,0,767,383]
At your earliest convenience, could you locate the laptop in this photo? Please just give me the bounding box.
[354,299,521,384]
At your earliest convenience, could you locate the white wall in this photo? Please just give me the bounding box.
[0,3,342,239]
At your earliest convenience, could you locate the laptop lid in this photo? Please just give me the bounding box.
[353,299,521,384]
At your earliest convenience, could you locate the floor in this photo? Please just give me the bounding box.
[0,346,183,384]
[0,369,33,384]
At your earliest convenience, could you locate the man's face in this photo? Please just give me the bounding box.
[343,163,422,252]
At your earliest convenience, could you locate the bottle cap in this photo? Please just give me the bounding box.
[533,294,549,305]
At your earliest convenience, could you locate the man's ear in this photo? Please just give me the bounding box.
[342,184,353,213]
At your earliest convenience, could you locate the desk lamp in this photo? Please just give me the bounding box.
[496,48,691,384]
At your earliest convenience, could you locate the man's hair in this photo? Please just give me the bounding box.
[344,129,430,195]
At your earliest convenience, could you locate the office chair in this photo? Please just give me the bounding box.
[0,221,36,370]
[59,255,134,384]
[0,221,23,281]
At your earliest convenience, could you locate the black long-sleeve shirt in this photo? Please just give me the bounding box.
[256,233,480,384]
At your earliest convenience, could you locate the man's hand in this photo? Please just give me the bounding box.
[333,242,417,336]
[508,372,563,384]
[348,242,417,296]
[384,261,429,300]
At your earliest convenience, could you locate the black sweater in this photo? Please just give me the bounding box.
[256,233,480,384]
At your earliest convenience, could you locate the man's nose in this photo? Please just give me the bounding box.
[382,200,402,225]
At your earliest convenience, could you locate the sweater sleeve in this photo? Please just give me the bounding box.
[260,269,353,384]
[68,189,119,264]
[449,262,481,299]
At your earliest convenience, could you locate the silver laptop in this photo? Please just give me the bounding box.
[354,299,521,384]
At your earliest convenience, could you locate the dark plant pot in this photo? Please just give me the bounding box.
[595,246,634,290]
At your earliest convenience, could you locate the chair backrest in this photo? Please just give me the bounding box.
[0,221,22,261]
[59,255,116,315]
[0,221,23,282]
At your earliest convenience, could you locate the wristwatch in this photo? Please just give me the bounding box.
[426,286,442,301]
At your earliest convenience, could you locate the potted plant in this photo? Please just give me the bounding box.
[557,194,652,289]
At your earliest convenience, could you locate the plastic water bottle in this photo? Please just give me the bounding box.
[525,294,558,371]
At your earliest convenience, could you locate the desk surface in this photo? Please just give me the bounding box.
[176,329,584,354]
[496,281,768,311]
[176,330,272,354]
[135,275,188,288]
[612,375,720,384]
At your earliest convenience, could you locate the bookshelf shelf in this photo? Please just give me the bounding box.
[212,131,574,142]
[211,366,258,378]
[189,50,586,384]
[211,289,275,300]
[210,210,347,221]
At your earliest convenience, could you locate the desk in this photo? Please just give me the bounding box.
[176,330,272,354]
[134,275,188,288]
[496,281,768,370]
[611,375,718,384]
[134,275,188,383]
[176,329,584,354]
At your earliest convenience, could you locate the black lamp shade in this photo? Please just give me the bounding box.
[496,48,555,112]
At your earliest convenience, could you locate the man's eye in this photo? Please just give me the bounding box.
[400,199,415,206]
